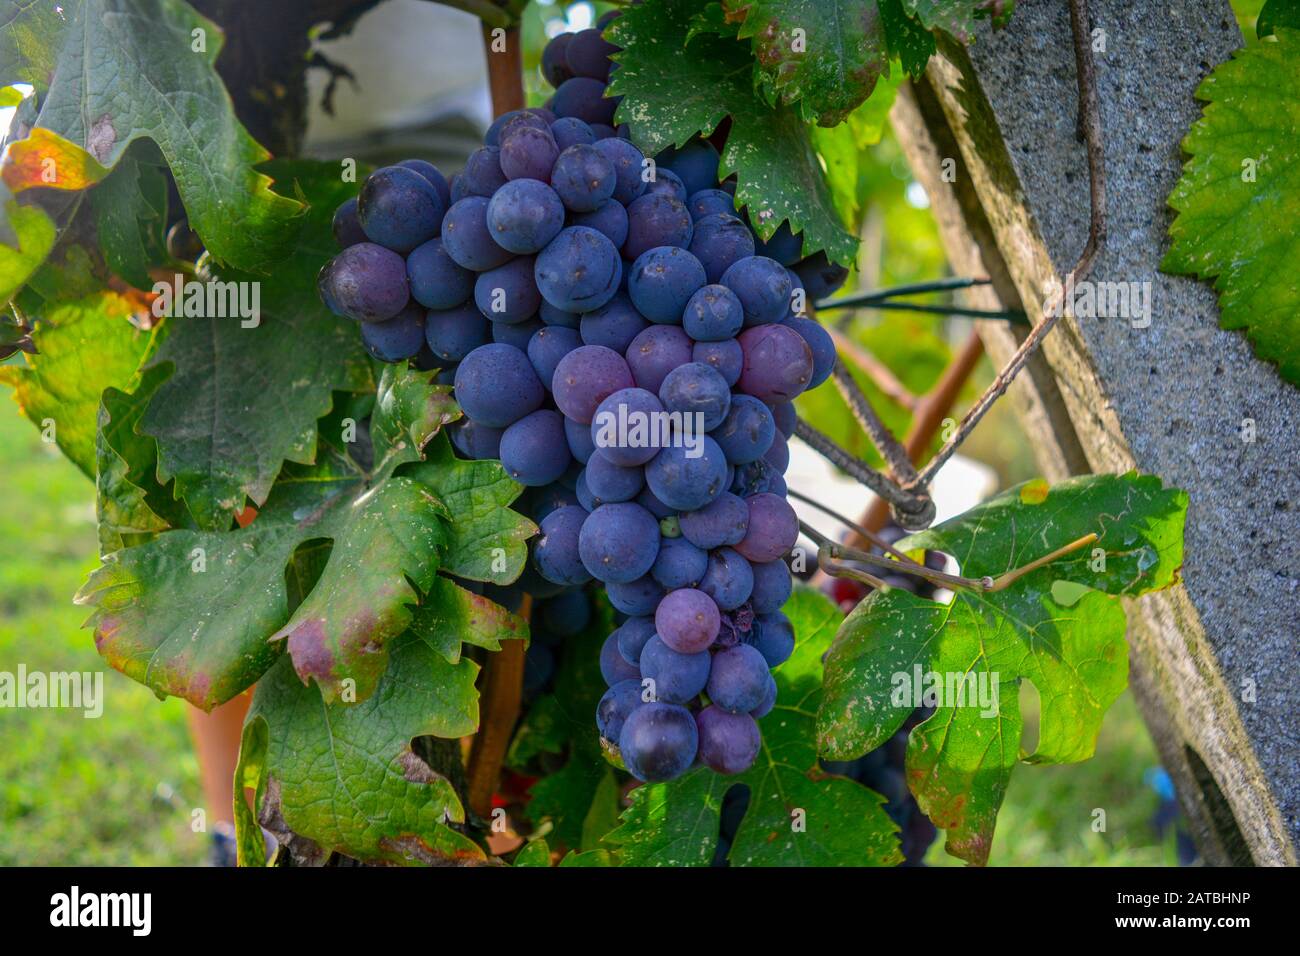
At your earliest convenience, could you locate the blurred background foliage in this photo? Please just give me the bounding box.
[0,0,1202,866]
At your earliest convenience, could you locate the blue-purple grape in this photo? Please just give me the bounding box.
[593,138,646,204]
[721,256,793,327]
[499,409,572,487]
[425,303,490,362]
[597,679,644,744]
[486,178,566,254]
[637,636,709,705]
[607,574,664,616]
[695,706,761,774]
[699,547,754,611]
[682,284,744,341]
[579,501,660,584]
[651,536,708,590]
[706,644,770,714]
[361,302,425,362]
[678,493,749,550]
[535,226,622,313]
[533,505,591,586]
[655,587,720,654]
[658,362,731,431]
[580,292,647,353]
[627,246,706,324]
[738,324,814,403]
[407,238,474,309]
[619,701,698,782]
[749,559,792,614]
[357,165,446,253]
[622,194,693,262]
[453,342,544,427]
[442,196,514,271]
[526,325,581,385]
[551,344,635,423]
[692,338,744,387]
[319,242,410,322]
[689,213,756,284]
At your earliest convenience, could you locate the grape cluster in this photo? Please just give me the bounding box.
[317,15,847,785]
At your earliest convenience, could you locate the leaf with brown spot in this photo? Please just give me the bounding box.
[723,0,890,127]
[0,0,303,271]
[235,635,484,866]
[75,364,474,709]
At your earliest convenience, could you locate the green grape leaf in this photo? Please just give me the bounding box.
[513,839,553,867]
[902,0,1014,41]
[236,637,485,866]
[1258,0,1300,37]
[95,363,186,555]
[608,0,858,265]
[0,0,304,271]
[0,288,158,478]
[409,576,531,665]
[603,588,902,866]
[1162,29,1300,386]
[404,436,538,582]
[817,472,1188,864]
[0,190,57,304]
[91,152,169,290]
[558,849,613,866]
[721,0,889,127]
[76,366,528,710]
[879,0,936,76]
[138,160,374,531]
[508,598,618,853]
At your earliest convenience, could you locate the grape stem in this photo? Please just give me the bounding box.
[906,0,1108,492]
[829,299,1028,323]
[828,359,919,486]
[986,533,1098,592]
[799,521,891,591]
[793,418,935,529]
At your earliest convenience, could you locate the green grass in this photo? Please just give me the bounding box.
[0,403,206,866]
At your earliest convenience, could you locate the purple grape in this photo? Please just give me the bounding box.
[585,447,644,503]
[735,493,798,563]
[552,344,635,423]
[655,587,720,654]
[486,178,566,254]
[535,226,623,313]
[622,194,693,262]
[793,250,849,299]
[644,168,687,203]
[407,238,474,309]
[462,146,509,197]
[551,116,595,150]
[750,673,778,719]
[787,315,835,389]
[625,324,692,393]
[454,343,544,427]
[396,158,452,209]
[357,165,445,253]
[692,338,743,387]
[645,437,729,512]
[581,292,647,353]
[450,418,503,459]
[533,505,591,586]
[663,138,720,195]
[771,400,797,438]
[695,706,761,774]
[651,536,708,590]
[565,415,597,463]
[764,429,789,473]
[500,125,560,182]
[553,76,616,126]
[749,558,792,614]
[361,302,425,362]
[474,255,541,324]
[550,144,616,212]
[638,636,709,705]
[492,316,542,351]
[332,196,367,247]
[590,386,665,467]
[687,189,735,221]
[598,679,644,744]
[721,256,793,327]
[738,324,814,403]
[319,242,409,323]
[541,33,575,88]
[616,616,657,665]
[682,284,743,341]
[570,199,629,249]
[567,27,618,81]
[658,362,731,431]
[754,220,802,265]
[500,409,572,486]
[425,302,490,362]
[540,300,580,328]
[593,138,646,204]
[627,247,707,325]
[601,631,641,686]
[531,482,580,523]
[607,574,664,616]
[619,702,698,782]
[712,394,775,464]
[749,612,794,668]
[700,547,754,611]
[707,644,770,714]
[442,196,514,271]
[679,493,749,550]
[637,486,675,519]
[526,325,581,389]
[579,501,661,584]
[689,213,756,284]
